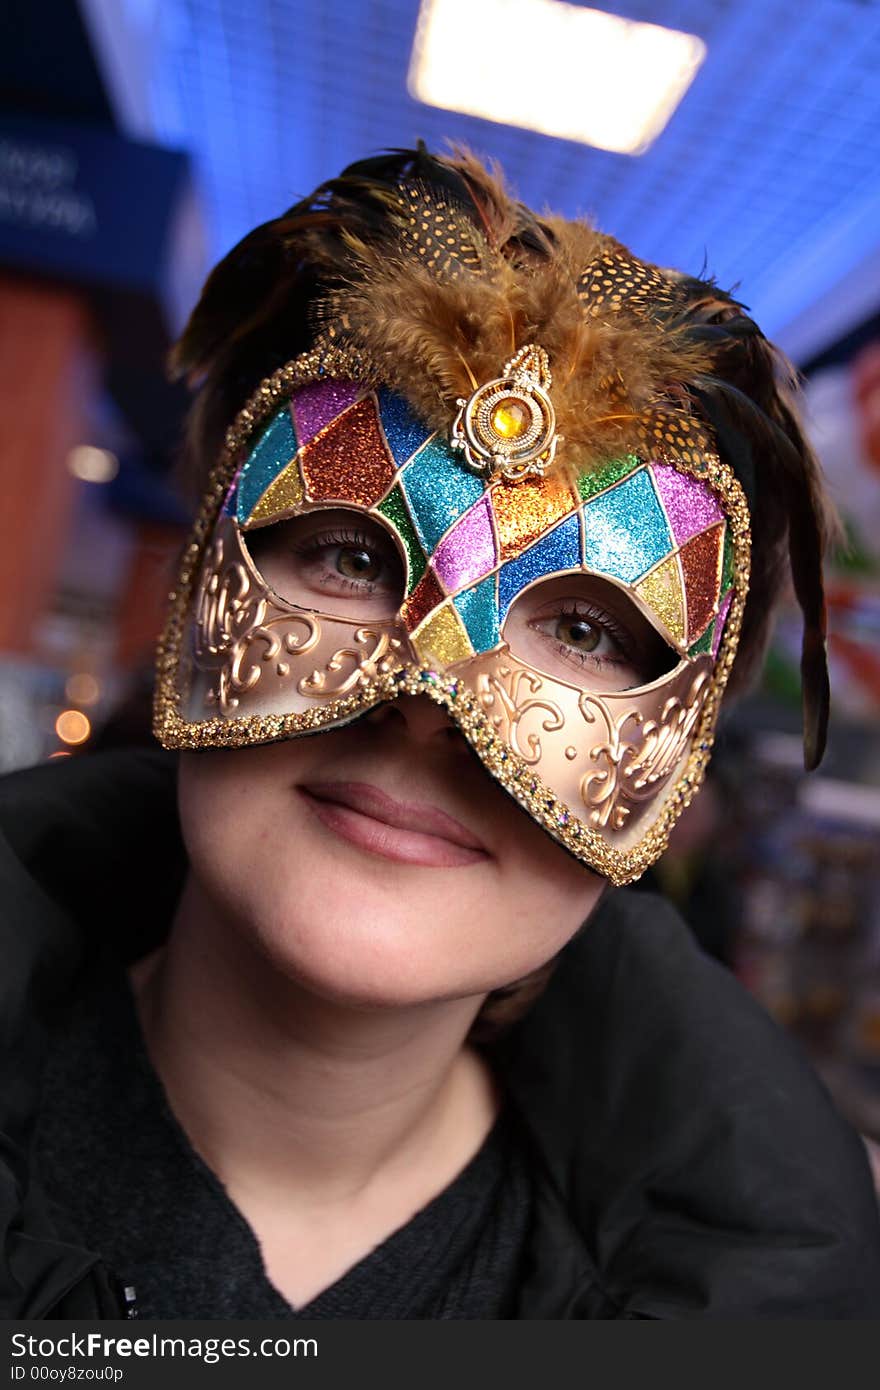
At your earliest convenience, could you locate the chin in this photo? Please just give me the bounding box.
[236,880,551,1013]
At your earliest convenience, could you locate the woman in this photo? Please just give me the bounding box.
[3,147,879,1319]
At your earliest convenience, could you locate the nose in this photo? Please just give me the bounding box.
[363,695,465,747]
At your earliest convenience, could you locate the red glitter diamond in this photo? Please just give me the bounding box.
[402,568,445,633]
[680,522,724,642]
[299,396,394,505]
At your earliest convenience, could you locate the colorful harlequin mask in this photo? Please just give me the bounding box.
[156,148,828,884]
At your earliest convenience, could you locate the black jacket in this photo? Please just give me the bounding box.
[1,748,879,1319]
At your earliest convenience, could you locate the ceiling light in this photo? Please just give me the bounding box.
[67,445,119,483]
[408,0,706,155]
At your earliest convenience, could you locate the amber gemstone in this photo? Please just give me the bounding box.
[489,396,530,439]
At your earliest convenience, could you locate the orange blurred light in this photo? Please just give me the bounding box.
[49,750,71,759]
[65,672,101,706]
[55,709,91,745]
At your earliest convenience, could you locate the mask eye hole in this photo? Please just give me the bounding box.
[242,508,406,620]
[503,575,680,692]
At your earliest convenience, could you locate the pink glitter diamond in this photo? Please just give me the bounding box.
[431,496,496,593]
[650,462,723,547]
[292,379,363,446]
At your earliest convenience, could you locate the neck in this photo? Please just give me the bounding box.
[130,874,500,1209]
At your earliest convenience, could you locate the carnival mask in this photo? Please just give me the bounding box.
[155,341,749,885]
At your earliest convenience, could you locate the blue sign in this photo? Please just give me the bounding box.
[0,114,204,334]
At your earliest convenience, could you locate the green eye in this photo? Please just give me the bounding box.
[337,547,382,581]
[556,616,600,651]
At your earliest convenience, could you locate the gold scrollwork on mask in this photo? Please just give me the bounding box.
[299,629,407,698]
[475,664,565,765]
[577,670,711,830]
[194,533,322,714]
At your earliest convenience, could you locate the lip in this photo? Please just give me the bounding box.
[298,780,490,868]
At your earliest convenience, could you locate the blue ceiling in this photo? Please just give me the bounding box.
[99,0,880,355]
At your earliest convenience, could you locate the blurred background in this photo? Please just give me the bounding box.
[1,0,879,1152]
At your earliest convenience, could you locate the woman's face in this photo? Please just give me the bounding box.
[177,508,668,1010]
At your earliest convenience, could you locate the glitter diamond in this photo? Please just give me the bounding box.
[402,567,445,633]
[581,467,672,583]
[300,397,395,505]
[411,602,473,666]
[680,522,724,641]
[236,407,299,523]
[376,485,427,594]
[377,387,434,468]
[491,472,578,560]
[721,527,735,595]
[575,452,641,503]
[432,495,496,593]
[246,459,304,525]
[292,379,363,445]
[453,575,501,652]
[650,462,723,546]
[635,554,686,644]
[401,437,485,552]
[497,513,581,624]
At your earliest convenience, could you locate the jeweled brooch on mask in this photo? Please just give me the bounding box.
[450,344,562,482]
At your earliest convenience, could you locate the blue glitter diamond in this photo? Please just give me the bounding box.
[497,513,581,624]
[581,467,672,583]
[401,438,486,554]
[377,387,433,469]
[453,575,501,653]
[236,408,299,523]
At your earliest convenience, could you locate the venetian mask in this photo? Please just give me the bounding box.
[154,341,750,885]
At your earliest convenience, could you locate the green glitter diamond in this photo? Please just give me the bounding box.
[377,485,427,595]
[576,452,641,503]
[720,527,735,595]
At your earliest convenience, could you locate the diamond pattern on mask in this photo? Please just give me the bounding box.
[581,466,672,583]
[497,513,581,625]
[634,553,686,645]
[292,379,363,446]
[411,601,473,666]
[575,452,641,503]
[453,575,501,652]
[377,387,434,468]
[376,485,427,595]
[401,438,486,553]
[246,457,304,525]
[432,495,496,594]
[236,406,299,523]
[401,566,445,633]
[491,472,579,561]
[650,461,724,547]
[680,522,724,642]
[299,396,395,505]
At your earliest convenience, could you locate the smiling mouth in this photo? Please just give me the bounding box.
[298,780,490,868]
